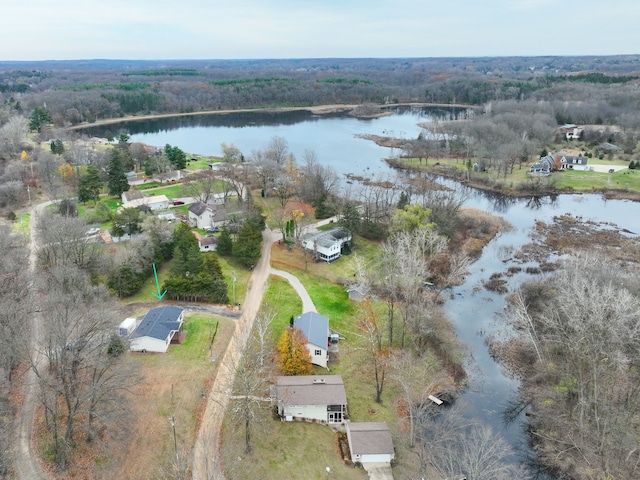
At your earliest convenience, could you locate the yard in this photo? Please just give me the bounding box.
[220,237,451,479]
[39,312,236,480]
[397,154,640,194]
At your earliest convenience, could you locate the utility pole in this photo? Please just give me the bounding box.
[232,270,236,305]
[170,416,178,464]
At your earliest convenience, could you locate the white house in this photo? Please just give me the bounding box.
[130,306,184,353]
[294,311,330,368]
[206,192,226,205]
[272,375,347,424]
[346,422,395,465]
[187,202,226,228]
[300,228,352,263]
[122,194,170,211]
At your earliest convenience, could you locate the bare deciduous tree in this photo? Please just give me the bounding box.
[36,212,104,271]
[419,404,532,480]
[32,266,133,469]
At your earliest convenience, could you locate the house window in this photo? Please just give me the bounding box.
[314,349,322,356]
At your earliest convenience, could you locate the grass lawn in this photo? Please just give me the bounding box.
[185,156,221,171]
[135,181,160,190]
[554,168,640,191]
[113,313,235,480]
[262,275,303,336]
[11,212,30,235]
[399,156,640,194]
[221,415,368,480]
[142,184,185,198]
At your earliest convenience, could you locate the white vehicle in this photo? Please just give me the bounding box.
[85,227,100,236]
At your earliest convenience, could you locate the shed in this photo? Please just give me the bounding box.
[118,317,137,336]
[346,422,395,464]
[346,283,370,302]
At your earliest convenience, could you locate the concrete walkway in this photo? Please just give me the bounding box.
[363,462,395,480]
[270,268,316,313]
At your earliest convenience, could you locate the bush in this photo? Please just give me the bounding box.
[6,211,16,221]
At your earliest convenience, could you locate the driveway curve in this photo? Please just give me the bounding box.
[270,268,316,313]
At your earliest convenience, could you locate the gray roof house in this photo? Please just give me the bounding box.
[121,189,144,204]
[273,375,347,424]
[188,202,231,230]
[130,306,185,353]
[294,311,330,368]
[530,153,590,175]
[346,422,395,465]
[300,228,352,263]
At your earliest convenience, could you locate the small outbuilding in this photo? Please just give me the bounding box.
[130,306,185,353]
[346,283,370,302]
[118,317,137,337]
[199,236,218,252]
[346,422,395,465]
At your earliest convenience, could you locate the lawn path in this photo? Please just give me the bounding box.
[270,268,316,313]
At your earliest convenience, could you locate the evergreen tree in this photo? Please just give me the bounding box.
[396,191,410,210]
[107,148,130,197]
[276,327,313,375]
[29,106,52,132]
[313,193,336,219]
[216,227,233,256]
[170,223,203,277]
[164,144,187,169]
[339,201,361,246]
[112,207,143,237]
[78,165,103,204]
[233,221,262,268]
[50,139,64,155]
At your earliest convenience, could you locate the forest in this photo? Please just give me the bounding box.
[0,55,640,480]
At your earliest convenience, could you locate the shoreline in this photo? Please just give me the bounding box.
[64,102,472,130]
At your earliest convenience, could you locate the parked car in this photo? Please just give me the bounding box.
[206,226,217,232]
[172,200,185,206]
[85,227,100,236]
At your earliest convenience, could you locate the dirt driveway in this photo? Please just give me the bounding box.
[191,228,275,480]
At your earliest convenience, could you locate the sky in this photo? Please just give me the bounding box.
[2,0,638,61]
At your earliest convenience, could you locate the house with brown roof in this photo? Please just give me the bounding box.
[272,375,347,424]
[345,422,395,465]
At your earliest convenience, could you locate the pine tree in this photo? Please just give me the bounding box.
[276,327,312,375]
[216,227,233,256]
[107,148,130,197]
[233,221,262,268]
[78,165,103,204]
